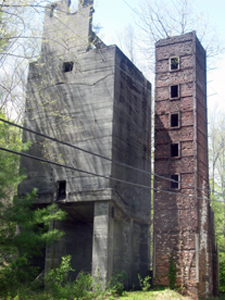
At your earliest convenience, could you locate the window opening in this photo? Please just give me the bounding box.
[171,174,179,189]
[111,206,115,218]
[50,3,57,17]
[63,62,74,73]
[170,57,179,70]
[171,143,179,157]
[58,180,66,200]
[170,85,178,98]
[171,113,179,127]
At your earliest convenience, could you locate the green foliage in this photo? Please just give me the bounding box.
[107,270,128,296]
[0,190,66,298]
[219,260,225,292]
[138,274,151,291]
[0,112,66,298]
[46,255,74,289]
[0,11,12,53]
[46,263,129,300]
[210,188,225,261]
[168,252,177,290]
[0,113,30,204]
[46,255,104,300]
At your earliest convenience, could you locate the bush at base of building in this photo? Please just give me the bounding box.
[219,260,225,292]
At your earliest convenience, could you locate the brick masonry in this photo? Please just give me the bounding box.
[154,32,218,299]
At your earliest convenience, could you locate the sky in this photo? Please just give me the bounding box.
[91,0,225,119]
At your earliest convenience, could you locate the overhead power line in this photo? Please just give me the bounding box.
[0,118,223,199]
[0,145,222,203]
[0,146,150,190]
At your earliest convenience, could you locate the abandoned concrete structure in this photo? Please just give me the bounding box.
[18,0,151,289]
[18,0,218,296]
[154,32,218,299]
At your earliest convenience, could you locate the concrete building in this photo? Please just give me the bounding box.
[18,0,151,288]
[154,32,218,299]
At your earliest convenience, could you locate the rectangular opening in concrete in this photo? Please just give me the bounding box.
[56,202,94,280]
[58,180,66,200]
[170,57,179,70]
[170,85,179,98]
[111,206,115,218]
[170,113,179,127]
[63,61,74,72]
[170,174,179,189]
[171,143,179,157]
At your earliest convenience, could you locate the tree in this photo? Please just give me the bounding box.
[208,112,225,256]
[0,0,55,120]
[0,114,66,297]
[133,0,225,71]
[116,24,136,64]
[0,112,28,204]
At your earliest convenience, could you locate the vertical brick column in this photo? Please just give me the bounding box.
[154,31,215,299]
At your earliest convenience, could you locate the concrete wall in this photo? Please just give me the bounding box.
[19,46,115,203]
[42,1,93,54]
[90,47,151,288]
[112,46,151,222]
[19,0,152,290]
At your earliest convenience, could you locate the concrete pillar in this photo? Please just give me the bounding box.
[92,201,111,288]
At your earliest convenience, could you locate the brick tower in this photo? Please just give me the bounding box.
[154,32,218,299]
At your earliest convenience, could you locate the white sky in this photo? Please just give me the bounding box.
[92,0,225,118]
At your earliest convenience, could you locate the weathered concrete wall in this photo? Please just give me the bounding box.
[42,1,93,54]
[19,0,152,290]
[154,31,217,299]
[19,45,115,203]
[112,205,150,289]
[112,46,151,222]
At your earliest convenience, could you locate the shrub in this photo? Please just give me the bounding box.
[106,270,128,296]
[219,260,225,292]
[138,274,151,291]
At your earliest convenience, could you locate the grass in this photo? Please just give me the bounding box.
[110,289,225,300]
[118,289,192,300]
[1,289,225,300]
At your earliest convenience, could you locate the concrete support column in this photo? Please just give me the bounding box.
[45,220,60,277]
[92,201,110,288]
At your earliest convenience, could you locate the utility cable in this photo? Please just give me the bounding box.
[0,145,222,203]
[0,117,223,199]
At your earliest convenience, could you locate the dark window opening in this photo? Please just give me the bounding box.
[171,85,178,98]
[170,57,179,70]
[50,3,57,17]
[171,174,179,189]
[63,62,74,73]
[171,113,179,127]
[111,206,115,218]
[58,180,66,200]
[171,143,179,157]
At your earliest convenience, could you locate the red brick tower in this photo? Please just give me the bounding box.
[154,31,218,299]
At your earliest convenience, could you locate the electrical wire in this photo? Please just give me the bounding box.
[0,145,222,203]
[121,0,139,15]
[0,117,223,200]
[0,4,223,200]
[96,49,222,199]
